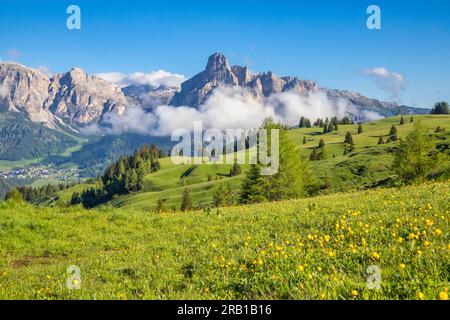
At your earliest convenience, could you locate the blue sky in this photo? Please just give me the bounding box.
[0,0,449,108]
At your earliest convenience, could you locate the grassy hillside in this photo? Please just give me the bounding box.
[0,181,448,299]
[0,113,80,161]
[102,115,450,211]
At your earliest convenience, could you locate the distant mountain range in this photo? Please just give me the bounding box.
[0,53,430,163]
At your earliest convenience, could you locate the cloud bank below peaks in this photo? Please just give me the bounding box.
[96,70,186,89]
[82,86,357,137]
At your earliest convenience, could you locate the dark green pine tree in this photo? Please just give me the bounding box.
[378,135,385,145]
[430,101,450,114]
[388,125,398,142]
[303,136,307,144]
[400,116,405,125]
[318,145,330,160]
[239,164,268,204]
[180,186,193,211]
[410,114,414,123]
[299,116,306,128]
[323,124,329,134]
[344,132,354,144]
[70,192,82,205]
[310,147,319,161]
[358,124,363,134]
[318,139,325,148]
[155,198,165,213]
[229,161,242,177]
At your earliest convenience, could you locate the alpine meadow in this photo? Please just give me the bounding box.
[0,0,450,303]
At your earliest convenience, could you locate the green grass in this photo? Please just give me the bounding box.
[107,115,450,211]
[0,181,448,299]
[0,158,45,172]
[5,115,450,210]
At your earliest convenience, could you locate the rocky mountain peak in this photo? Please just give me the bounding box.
[170,53,318,107]
[206,53,231,73]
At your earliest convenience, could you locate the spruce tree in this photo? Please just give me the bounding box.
[303,136,307,144]
[358,125,363,134]
[430,101,450,114]
[393,121,439,182]
[239,164,267,204]
[378,135,385,145]
[318,145,330,160]
[299,116,306,128]
[400,116,405,125]
[318,139,325,148]
[155,198,165,213]
[344,132,354,144]
[310,148,319,161]
[230,161,242,177]
[388,125,398,142]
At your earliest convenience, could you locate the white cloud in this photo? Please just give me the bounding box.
[36,66,53,77]
[96,70,186,89]
[82,86,363,137]
[365,67,406,101]
[7,49,22,61]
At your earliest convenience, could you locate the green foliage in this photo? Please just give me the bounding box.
[239,164,268,204]
[393,121,440,182]
[400,116,405,125]
[229,161,242,177]
[4,183,71,202]
[318,139,325,148]
[344,132,354,144]
[0,181,448,299]
[180,186,193,211]
[0,113,78,161]
[262,119,310,202]
[155,198,166,213]
[358,125,363,134]
[212,184,236,207]
[310,148,320,161]
[3,188,24,202]
[387,125,398,142]
[79,144,161,208]
[430,102,450,115]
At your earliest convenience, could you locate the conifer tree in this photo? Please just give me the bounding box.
[310,148,319,161]
[318,139,325,148]
[358,124,363,134]
[344,132,354,144]
[240,164,267,204]
[155,198,165,213]
[180,186,193,211]
[230,161,242,177]
[393,121,439,182]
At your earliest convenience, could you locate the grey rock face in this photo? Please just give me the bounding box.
[0,63,128,127]
[0,63,58,127]
[49,68,127,125]
[122,84,176,110]
[171,53,318,107]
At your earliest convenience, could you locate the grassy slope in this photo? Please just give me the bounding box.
[111,115,450,211]
[0,181,448,299]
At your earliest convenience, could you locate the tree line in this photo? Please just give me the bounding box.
[4,183,75,202]
[71,144,161,208]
